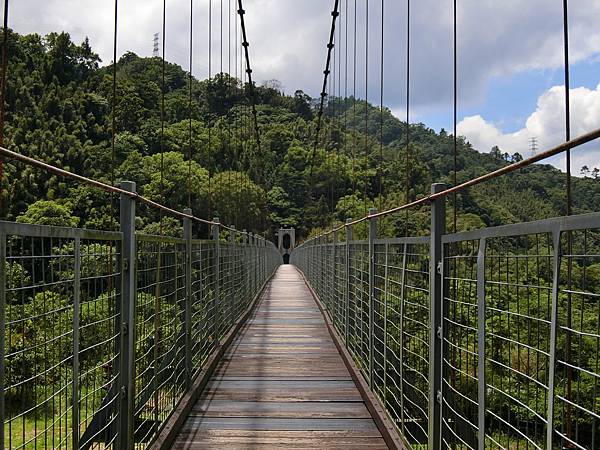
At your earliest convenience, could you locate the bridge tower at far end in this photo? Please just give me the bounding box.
[277,228,295,264]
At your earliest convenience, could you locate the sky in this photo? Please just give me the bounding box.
[7,0,600,174]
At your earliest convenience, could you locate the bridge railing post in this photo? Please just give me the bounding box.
[429,183,446,450]
[212,218,221,340]
[242,230,248,302]
[332,227,338,325]
[368,208,378,388]
[183,208,193,388]
[249,233,255,295]
[118,181,136,450]
[229,226,236,320]
[345,218,353,344]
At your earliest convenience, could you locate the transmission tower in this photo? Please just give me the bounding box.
[529,136,538,156]
[153,33,160,57]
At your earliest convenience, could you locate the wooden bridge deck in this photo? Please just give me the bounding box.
[172,265,388,449]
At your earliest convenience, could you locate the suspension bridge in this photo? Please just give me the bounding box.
[0,0,599,449]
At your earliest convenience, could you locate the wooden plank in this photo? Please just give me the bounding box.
[169,266,390,449]
[183,417,381,431]
[192,400,371,418]
[172,430,388,449]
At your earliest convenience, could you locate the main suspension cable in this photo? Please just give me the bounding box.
[237,0,262,178]
[308,0,340,194]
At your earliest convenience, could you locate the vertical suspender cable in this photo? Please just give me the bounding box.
[404,0,410,235]
[227,0,232,225]
[234,1,239,228]
[335,0,344,217]
[110,0,118,227]
[453,0,458,233]
[563,0,571,215]
[160,0,166,230]
[352,0,357,194]
[0,0,7,215]
[220,0,223,76]
[563,0,573,444]
[363,0,369,216]
[344,0,348,195]
[0,0,7,214]
[208,0,213,219]
[188,0,193,209]
[330,26,335,213]
[378,0,384,213]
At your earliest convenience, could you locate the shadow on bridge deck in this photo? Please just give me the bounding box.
[172,265,388,449]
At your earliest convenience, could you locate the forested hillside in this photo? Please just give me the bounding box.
[2,30,599,239]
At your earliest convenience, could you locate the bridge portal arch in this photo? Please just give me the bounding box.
[277,228,295,264]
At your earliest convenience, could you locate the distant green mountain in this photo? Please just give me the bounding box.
[2,30,599,238]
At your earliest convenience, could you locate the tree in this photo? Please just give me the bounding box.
[16,200,79,227]
[210,171,267,232]
[267,186,299,229]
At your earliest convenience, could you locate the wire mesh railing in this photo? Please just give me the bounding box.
[0,183,281,450]
[292,184,600,450]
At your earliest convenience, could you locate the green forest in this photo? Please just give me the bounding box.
[1,30,599,240]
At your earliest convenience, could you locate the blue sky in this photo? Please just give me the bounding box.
[424,55,600,135]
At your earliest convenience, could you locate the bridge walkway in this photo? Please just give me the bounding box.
[172,265,388,449]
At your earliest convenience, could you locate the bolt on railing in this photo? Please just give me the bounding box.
[0,180,281,450]
[292,183,600,450]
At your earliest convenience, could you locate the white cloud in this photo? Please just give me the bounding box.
[457,83,600,172]
[7,0,600,112]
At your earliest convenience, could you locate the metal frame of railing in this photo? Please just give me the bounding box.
[0,181,281,449]
[292,183,600,450]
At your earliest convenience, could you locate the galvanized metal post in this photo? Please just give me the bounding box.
[72,237,81,449]
[546,230,562,449]
[118,181,136,450]
[183,208,193,388]
[429,183,446,450]
[332,228,338,323]
[229,226,236,321]
[249,233,255,295]
[345,218,353,344]
[476,238,487,450]
[368,208,378,388]
[212,218,221,339]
